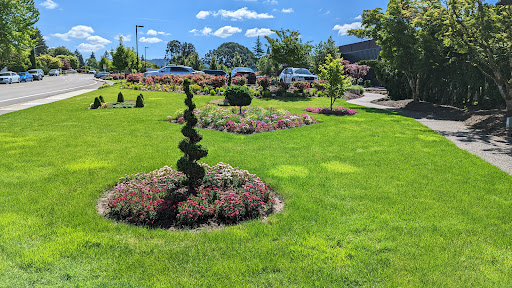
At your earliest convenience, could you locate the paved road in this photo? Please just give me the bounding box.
[0,74,103,108]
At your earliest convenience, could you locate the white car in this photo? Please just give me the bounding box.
[49,69,60,76]
[0,72,21,84]
[279,67,318,84]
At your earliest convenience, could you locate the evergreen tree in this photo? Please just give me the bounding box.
[253,36,265,59]
[74,50,85,68]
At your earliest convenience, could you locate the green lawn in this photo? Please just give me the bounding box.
[1,87,511,287]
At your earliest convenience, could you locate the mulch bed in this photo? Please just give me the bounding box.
[375,98,508,137]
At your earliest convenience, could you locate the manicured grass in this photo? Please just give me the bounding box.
[0,86,511,287]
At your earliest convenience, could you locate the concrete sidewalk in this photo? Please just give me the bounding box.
[348,93,512,176]
[0,89,96,115]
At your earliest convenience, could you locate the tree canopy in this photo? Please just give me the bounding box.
[265,29,313,68]
[203,42,256,68]
[0,0,39,67]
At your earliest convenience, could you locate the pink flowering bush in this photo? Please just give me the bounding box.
[305,106,357,116]
[106,163,276,227]
[126,73,143,83]
[311,80,327,91]
[169,104,317,134]
[232,76,247,86]
[257,77,271,90]
[292,81,310,93]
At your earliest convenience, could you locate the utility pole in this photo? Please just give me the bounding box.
[144,47,149,72]
[136,25,144,72]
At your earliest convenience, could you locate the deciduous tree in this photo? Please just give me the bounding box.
[319,54,353,110]
[265,29,313,68]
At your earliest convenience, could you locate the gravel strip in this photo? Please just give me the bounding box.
[348,93,512,176]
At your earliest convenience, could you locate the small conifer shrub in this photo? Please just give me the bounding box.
[117,92,124,103]
[99,95,105,103]
[92,97,101,109]
[136,94,144,108]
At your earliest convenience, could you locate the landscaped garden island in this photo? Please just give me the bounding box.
[1,83,511,286]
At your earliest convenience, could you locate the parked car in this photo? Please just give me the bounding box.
[144,65,197,77]
[28,69,44,80]
[49,69,60,76]
[89,70,96,74]
[94,71,110,79]
[203,69,227,77]
[231,67,257,84]
[279,67,318,84]
[18,72,34,82]
[64,69,77,74]
[0,72,21,84]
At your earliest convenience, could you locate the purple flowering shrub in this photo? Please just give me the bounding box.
[305,106,357,116]
[169,104,317,134]
[106,163,276,227]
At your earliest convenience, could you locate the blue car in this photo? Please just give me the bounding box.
[18,72,34,82]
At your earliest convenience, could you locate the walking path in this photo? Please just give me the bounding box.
[348,93,512,176]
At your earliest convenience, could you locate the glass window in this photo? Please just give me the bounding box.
[294,69,312,75]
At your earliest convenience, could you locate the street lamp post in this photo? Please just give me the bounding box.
[33,45,44,69]
[144,47,149,72]
[136,25,144,72]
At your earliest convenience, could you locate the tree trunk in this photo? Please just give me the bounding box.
[506,99,512,117]
[407,74,421,102]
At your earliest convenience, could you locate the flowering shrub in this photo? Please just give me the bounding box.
[105,163,277,227]
[169,104,317,134]
[292,81,310,93]
[305,106,357,116]
[257,77,271,90]
[232,76,247,86]
[126,73,143,83]
[311,80,327,91]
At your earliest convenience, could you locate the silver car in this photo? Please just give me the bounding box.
[49,69,60,76]
[279,67,318,84]
[144,65,197,77]
[0,72,21,84]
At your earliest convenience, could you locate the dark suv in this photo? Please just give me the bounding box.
[231,67,256,84]
[203,70,227,77]
[28,69,44,80]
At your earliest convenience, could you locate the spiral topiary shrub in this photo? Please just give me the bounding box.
[177,78,209,194]
[117,92,124,103]
[225,85,253,114]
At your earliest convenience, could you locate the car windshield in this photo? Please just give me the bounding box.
[19,72,27,75]
[0,73,10,76]
[294,69,312,75]
[235,68,253,73]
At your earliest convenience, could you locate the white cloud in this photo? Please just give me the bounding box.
[355,15,362,20]
[86,36,111,45]
[115,34,131,42]
[281,8,294,13]
[196,11,211,19]
[264,0,278,4]
[198,7,274,21]
[52,25,94,41]
[77,43,104,53]
[190,27,213,36]
[213,26,242,38]
[333,22,362,36]
[139,37,163,43]
[40,0,58,9]
[43,35,50,41]
[245,28,274,37]
[146,29,171,36]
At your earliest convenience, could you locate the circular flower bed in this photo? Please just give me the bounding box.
[99,163,280,228]
[305,106,357,116]
[169,104,317,134]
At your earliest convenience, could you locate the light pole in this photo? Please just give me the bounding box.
[33,45,44,69]
[144,47,149,72]
[136,25,144,72]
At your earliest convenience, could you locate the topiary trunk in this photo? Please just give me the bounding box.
[177,78,208,194]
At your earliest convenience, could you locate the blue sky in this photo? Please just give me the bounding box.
[36,0,386,59]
